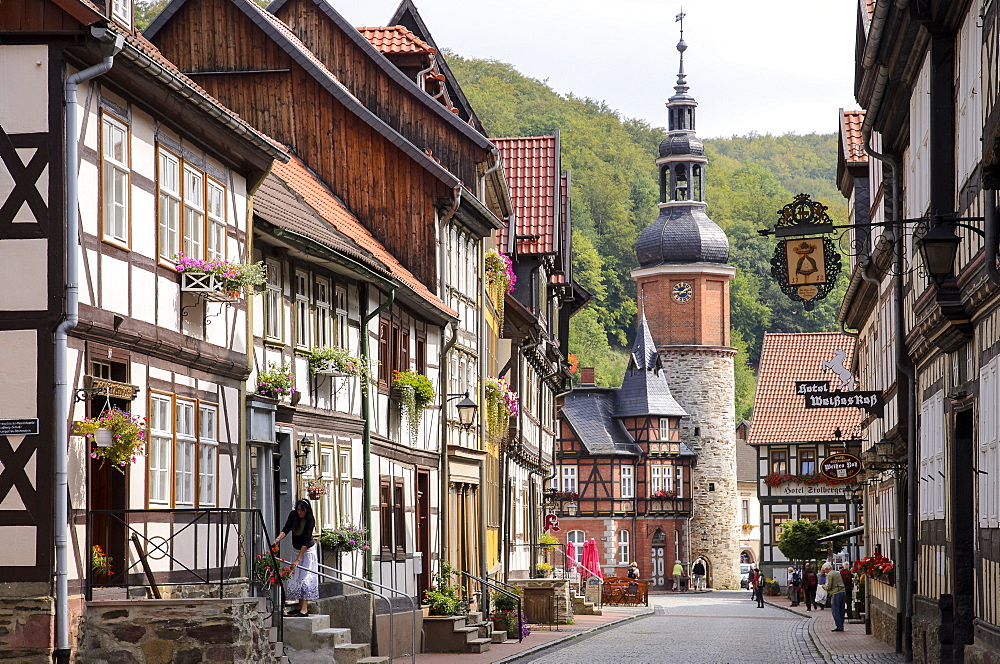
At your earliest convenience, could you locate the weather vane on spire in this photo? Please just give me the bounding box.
[676,8,685,35]
[674,7,688,94]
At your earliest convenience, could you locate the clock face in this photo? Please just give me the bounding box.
[671,282,693,303]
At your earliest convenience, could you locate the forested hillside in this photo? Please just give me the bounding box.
[448,54,848,420]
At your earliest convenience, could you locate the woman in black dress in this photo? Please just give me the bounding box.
[271,499,319,616]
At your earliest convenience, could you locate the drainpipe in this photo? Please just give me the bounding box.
[439,324,458,567]
[54,34,122,664]
[361,285,395,581]
[480,149,501,202]
[416,53,436,92]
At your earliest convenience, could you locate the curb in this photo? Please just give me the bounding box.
[493,609,654,663]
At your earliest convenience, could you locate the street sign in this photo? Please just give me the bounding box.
[0,418,39,435]
[820,453,862,481]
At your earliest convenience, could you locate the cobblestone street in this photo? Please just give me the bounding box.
[519,591,904,664]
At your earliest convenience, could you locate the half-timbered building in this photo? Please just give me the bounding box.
[838,2,1000,659]
[0,1,286,660]
[555,316,691,588]
[747,333,864,584]
[493,134,583,580]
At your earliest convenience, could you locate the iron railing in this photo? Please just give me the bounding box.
[460,570,524,643]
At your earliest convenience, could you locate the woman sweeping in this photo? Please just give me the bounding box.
[271,499,319,616]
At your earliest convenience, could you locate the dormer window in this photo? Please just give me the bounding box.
[111,0,132,28]
[659,417,680,441]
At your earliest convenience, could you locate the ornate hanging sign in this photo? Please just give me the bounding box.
[767,194,842,311]
[793,350,883,417]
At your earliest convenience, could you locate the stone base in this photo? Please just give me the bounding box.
[509,579,573,624]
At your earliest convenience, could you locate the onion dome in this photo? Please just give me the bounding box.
[636,205,729,267]
[659,133,704,158]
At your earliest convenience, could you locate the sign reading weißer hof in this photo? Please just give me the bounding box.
[820,453,862,481]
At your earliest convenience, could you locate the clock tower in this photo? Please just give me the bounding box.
[631,15,740,589]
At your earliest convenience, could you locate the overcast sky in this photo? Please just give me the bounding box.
[340,0,859,139]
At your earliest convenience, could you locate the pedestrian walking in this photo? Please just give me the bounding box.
[272,499,319,617]
[692,558,706,590]
[823,562,847,631]
[672,560,684,591]
[787,566,801,606]
[840,562,855,619]
[803,564,819,611]
[627,561,640,579]
[753,568,765,608]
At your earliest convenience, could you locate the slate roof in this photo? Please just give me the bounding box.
[616,315,687,418]
[636,204,729,267]
[262,155,456,319]
[841,110,868,164]
[747,333,863,445]
[494,136,559,255]
[659,133,704,158]
[358,26,434,54]
[736,437,758,483]
[561,389,640,456]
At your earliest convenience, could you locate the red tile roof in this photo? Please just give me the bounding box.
[358,26,435,54]
[747,333,863,445]
[841,110,868,164]
[494,136,558,255]
[269,155,456,318]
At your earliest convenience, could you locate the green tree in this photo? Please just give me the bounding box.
[777,519,847,564]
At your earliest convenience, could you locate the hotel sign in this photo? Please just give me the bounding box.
[792,351,883,417]
[764,194,842,312]
[820,453,862,481]
[85,376,140,401]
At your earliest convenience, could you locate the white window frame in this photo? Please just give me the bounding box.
[315,277,332,349]
[567,530,586,546]
[659,419,671,441]
[338,448,352,522]
[265,259,283,341]
[650,466,662,494]
[149,394,172,505]
[110,0,131,26]
[621,465,634,499]
[198,404,218,507]
[335,286,349,349]
[158,149,181,260]
[617,530,630,565]
[561,466,577,494]
[175,400,197,507]
[102,114,129,245]
[320,448,335,529]
[206,179,226,261]
[979,357,1000,528]
[183,166,205,260]
[919,392,945,520]
[906,53,931,221]
[295,270,311,349]
[956,8,983,186]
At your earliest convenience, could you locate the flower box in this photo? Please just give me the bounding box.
[180,273,239,303]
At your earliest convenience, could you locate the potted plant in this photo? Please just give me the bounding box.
[423,562,467,616]
[305,478,327,500]
[853,552,896,586]
[391,370,435,441]
[538,532,559,548]
[319,523,370,553]
[484,375,519,443]
[256,362,297,399]
[651,489,678,499]
[173,252,267,301]
[484,248,516,324]
[75,409,147,472]
[308,346,371,385]
[535,562,553,577]
[254,546,292,589]
[91,544,112,576]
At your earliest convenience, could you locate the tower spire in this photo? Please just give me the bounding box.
[675,9,688,96]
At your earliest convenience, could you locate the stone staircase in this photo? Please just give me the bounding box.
[281,613,389,664]
[572,593,602,615]
[422,611,496,653]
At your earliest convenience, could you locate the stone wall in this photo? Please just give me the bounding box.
[659,348,740,589]
[509,579,573,624]
[79,597,276,663]
[868,597,899,648]
[0,587,53,664]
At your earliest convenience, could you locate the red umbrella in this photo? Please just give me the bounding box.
[566,541,578,572]
[580,539,603,580]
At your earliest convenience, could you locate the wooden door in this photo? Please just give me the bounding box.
[416,470,431,600]
[651,530,666,589]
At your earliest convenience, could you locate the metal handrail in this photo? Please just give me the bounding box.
[277,558,412,664]
[460,570,524,643]
[87,508,285,641]
[315,560,418,664]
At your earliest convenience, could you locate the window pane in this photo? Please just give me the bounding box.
[158,152,180,259]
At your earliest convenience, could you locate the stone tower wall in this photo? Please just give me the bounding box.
[659,347,740,589]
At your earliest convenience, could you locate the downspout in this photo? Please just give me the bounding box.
[416,53,436,92]
[362,285,395,581]
[55,36,121,664]
[480,149,501,203]
[437,189,462,568]
[478,239,488,607]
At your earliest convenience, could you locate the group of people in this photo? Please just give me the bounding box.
[747,561,855,632]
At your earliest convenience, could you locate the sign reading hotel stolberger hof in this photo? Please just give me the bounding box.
[820,453,862,481]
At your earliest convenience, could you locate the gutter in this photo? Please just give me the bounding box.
[361,286,395,581]
[55,28,123,664]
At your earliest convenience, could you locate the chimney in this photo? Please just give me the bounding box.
[580,367,596,386]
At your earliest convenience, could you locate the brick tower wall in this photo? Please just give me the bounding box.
[659,347,740,589]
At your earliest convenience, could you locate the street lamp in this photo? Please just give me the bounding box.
[917,222,962,283]
[295,435,317,475]
[445,392,478,431]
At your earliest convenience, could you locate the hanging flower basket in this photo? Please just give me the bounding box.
[485,249,515,326]
[254,547,292,589]
[306,478,327,500]
[484,375,519,444]
[74,409,147,473]
[256,362,297,399]
[174,253,266,301]
[853,552,896,586]
[308,347,371,386]
[319,524,371,553]
[391,371,435,442]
